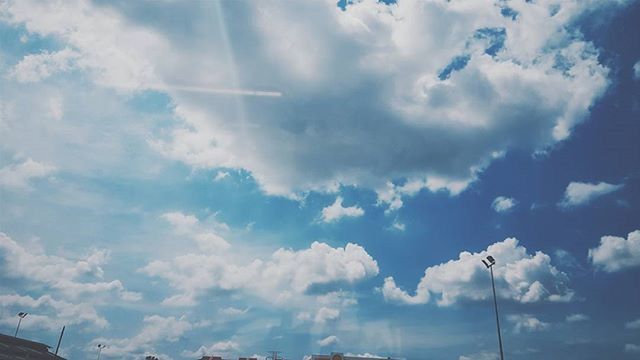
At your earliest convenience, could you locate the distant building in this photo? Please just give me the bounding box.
[0,332,66,360]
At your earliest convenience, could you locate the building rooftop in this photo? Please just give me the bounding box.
[0,332,66,360]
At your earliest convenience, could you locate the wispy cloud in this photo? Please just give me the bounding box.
[559,181,623,208]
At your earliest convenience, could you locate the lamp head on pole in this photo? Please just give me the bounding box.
[17,312,28,318]
[482,255,496,268]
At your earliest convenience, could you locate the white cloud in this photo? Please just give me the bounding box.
[626,344,640,353]
[214,171,230,181]
[315,307,340,324]
[624,319,640,329]
[219,307,249,317]
[491,196,518,213]
[508,314,550,333]
[634,60,640,80]
[317,335,339,347]
[391,220,406,232]
[0,158,56,190]
[566,313,589,322]
[182,340,240,358]
[1,0,619,202]
[559,181,623,208]
[344,353,387,360]
[91,315,193,358]
[588,230,640,272]
[321,197,365,223]
[48,96,64,120]
[161,211,230,252]
[162,211,199,230]
[0,294,108,330]
[376,178,469,213]
[9,48,80,82]
[625,318,640,329]
[382,237,573,306]
[458,352,499,360]
[140,212,378,306]
[2,0,167,89]
[0,232,140,301]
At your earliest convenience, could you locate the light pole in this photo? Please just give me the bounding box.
[14,312,28,337]
[482,255,504,360]
[96,344,106,360]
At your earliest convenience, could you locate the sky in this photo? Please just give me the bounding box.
[0,0,639,359]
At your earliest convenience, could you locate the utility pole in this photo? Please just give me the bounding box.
[54,326,65,357]
[482,255,505,360]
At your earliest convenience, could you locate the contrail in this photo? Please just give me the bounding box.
[108,82,282,97]
[150,83,283,97]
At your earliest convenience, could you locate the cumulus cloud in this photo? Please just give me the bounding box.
[0,158,56,191]
[321,197,365,223]
[508,314,550,333]
[9,48,80,82]
[382,238,573,306]
[491,196,518,213]
[566,313,589,322]
[376,178,469,213]
[634,60,640,80]
[0,232,140,300]
[90,315,194,358]
[0,294,108,330]
[558,181,623,208]
[182,340,241,358]
[140,212,379,306]
[141,239,378,307]
[315,307,341,324]
[317,335,339,347]
[0,0,619,203]
[588,230,640,272]
[161,211,230,252]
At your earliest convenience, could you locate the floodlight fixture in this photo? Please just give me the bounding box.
[14,311,28,337]
[97,344,107,360]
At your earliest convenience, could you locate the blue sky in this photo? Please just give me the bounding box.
[0,1,639,359]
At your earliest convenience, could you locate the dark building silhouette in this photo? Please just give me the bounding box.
[0,333,66,360]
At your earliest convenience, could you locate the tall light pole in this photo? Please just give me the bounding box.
[14,312,28,337]
[96,344,106,360]
[482,255,504,360]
